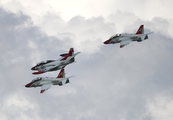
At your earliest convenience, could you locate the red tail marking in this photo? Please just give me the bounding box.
[57,69,64,78]
[60,48,74,61]
[136,25,144,34]
[68,48,74,56]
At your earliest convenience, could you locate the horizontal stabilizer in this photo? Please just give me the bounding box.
[60,53,68,57]
[74,52,81,56]
[141,35,145,41]
[146,31,154,35]
[61,76,74,86]
[61,79,67,86]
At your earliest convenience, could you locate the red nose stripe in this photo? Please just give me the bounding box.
[104,40,111,44]
[25,83,32,87]
[32,71,45,74]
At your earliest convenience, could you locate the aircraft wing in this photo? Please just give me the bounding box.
[120,40,131,48]
[40,84,52,93]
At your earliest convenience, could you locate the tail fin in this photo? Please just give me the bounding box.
[60,48,74,57]
[60,48,74,61]
[57,69,65,78]
[68,48,74,56]
[136,25,144,34]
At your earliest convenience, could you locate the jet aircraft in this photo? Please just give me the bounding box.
[25,69,73,93]
[31,48,80,74]
[104,25,153,48]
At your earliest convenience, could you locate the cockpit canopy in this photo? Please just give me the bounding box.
[110,34,121,39]
[36,60,54,66]
[32,77,42,82]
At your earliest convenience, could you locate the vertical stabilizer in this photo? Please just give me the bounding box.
[136,25,144,34]
[68,48,74,56]
[57,69,65,78]
[60,48,74,61]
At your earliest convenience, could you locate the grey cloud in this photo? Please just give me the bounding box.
[0,8,72,96]
[0,7,173,120]
[68,17,173,120]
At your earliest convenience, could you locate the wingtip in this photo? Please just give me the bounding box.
[40,90,45,93]
[120,45,124,48]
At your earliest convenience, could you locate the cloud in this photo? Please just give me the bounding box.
[2,0,173,22]
[147,93,173,120]
[0,2,173,120]
[0,91,40,120]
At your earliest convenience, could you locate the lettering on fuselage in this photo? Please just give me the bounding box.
[52,80,60,85]
[131,36,138,39]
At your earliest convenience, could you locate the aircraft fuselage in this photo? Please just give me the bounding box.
[106,33,148,44]
[25,77,69,88]
[32,56,75,71]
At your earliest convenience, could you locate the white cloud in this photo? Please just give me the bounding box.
[1,0,173,40]
[147,94,173,120]
[0,1,173,119]
[0,91,40,120]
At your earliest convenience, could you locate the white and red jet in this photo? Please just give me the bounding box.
[25,69,73,93]
[104,25,153,48]
[31,48,80,74]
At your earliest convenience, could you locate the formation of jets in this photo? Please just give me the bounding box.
[25,48,80,93]
[25,25,153,93]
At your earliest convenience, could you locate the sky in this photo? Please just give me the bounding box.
[0,0,173,120]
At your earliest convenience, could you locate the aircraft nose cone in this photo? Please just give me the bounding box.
[104,40,111,44]
[31,67,36,70]
[25,83,32,88]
